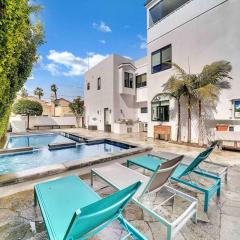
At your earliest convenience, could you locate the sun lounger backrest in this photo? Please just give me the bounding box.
[179,146,214,177]
[64,181,142,240]
[145,155,184,193]
[210,140,219,148]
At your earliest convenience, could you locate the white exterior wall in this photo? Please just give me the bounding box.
[135,57,148,123]
[84,56,115,130]
[146,0,240,142]
[84,55,142,132]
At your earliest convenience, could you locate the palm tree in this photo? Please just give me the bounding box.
[168,63,197,143]
[34,87,44,100]
[20,88,28,98]
[51,84,58,99]
[193,61,232,145]
[162,76,185,142]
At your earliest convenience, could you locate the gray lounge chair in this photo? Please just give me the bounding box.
[91,156,198,240]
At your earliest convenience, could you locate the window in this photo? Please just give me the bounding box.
[97,77,101,90]
[234,100,240,118]
[136,73,147,88]
[149,0,190,27]
[87,83,90,90]
[141,107,148,114]
[152,45,172,74]
[124,72,133,88]
[152,100,169,121]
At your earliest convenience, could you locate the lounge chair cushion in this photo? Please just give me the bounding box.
[128,155,164,172]
[35,176,100,240]
[93,163,150,199]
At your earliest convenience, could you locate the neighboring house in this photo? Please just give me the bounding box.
[84,0,240,142]
[15,94,74,117]
[54,98,74,117]
[14,95,52,116]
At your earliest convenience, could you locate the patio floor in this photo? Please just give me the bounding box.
[0,129,240,240]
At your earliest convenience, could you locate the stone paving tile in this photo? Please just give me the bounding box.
[1,130,240,239]
[0,168,239,240]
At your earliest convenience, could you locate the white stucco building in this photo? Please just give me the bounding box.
[84,55,148,134]
[84,0,240,142]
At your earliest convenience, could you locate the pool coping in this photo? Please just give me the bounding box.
[0,137,152,187]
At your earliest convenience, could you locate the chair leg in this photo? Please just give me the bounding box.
[192,211,198,224]
[217,186,221,197]
[166,225,172,240]
[204,192,209,212]
[91,171,94,186]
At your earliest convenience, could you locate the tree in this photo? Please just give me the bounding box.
[167,63,197,143]
[162,76,185,142]
[20,88,28,98]
[69,97,84,127]
[34,87,44,99]
[13,99,43,130]
[193,61,232,145]
[51,84,58,99]
[0,0,44,139]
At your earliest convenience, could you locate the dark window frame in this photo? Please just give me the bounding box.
[97,77,101,90]
[149,0,190,28]
[87,82,90,90]
[151,100,170,122]
[151,45,172,74]
[136,73,147,88]
[124,72,134,88]
[141,107,148,114]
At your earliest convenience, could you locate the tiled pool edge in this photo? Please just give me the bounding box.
[0,139,152,186]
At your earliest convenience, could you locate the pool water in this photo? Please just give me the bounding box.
[0,134,131,174]
[6,134,74,149]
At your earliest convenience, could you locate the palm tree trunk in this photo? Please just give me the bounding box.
[198,100,203,146]
[177,98,181,142]
[187,96,192,143]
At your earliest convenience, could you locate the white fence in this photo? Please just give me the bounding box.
[10,116,83,132]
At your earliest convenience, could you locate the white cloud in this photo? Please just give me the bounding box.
[137,34,147,49]
[93,21,112,32]
[46,63,60,76]
[46,50,108,76]
[99,39,106,44]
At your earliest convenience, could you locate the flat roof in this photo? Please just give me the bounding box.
[145,0,153,6]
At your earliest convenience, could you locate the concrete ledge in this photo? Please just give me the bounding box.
[48,142,76,150]
[0,164,66,186]
[0,147,33,155]
[0,145,152,187]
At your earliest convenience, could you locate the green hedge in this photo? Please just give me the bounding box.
[0,0,44,140]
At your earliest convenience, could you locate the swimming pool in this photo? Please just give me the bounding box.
[0,133,132,174]
[5,133,74,149]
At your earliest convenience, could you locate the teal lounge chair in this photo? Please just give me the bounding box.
[91,156,198,240]
[34,175,147,240]
[127,145,221,212]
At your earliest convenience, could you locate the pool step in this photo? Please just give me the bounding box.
[48,142,77,150]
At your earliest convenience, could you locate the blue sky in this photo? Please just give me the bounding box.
[26,0,147,101]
